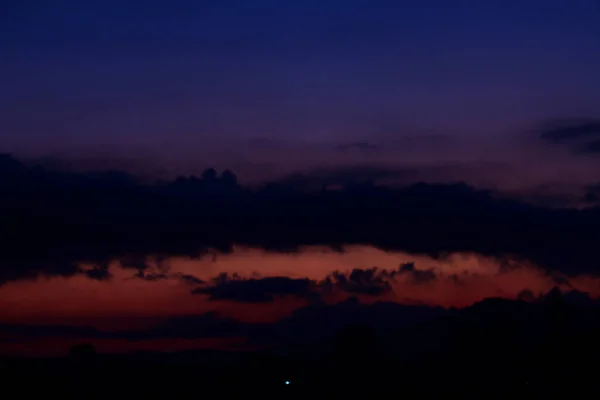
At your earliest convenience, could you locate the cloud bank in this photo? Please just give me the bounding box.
[3,152,600,286]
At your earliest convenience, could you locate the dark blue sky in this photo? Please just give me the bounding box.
[1,1,600,191]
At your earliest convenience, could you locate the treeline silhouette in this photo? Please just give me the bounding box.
[2,288,600,397]
[3,152,600,284]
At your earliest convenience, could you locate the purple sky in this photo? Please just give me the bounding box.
[1,0,600,198]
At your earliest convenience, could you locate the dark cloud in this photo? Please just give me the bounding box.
[84,267,112,281]
[133,271,169,281]
[397,262,437,284]
[130,269,203,284]
[539,119,600,143]
[579,139,600,154]
[4,153,600,283]
[191,274,315,303]
[119,255,151,271]
[539,118,600,155]
[178,274,205,285]
[321,267,395,296]
[189,266,410,302]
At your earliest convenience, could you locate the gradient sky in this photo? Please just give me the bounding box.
[2,1,600,188]
[3,1,600,358]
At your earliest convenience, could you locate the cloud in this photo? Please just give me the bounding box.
[579,139,600,154]
[133,271,169,281]
[397,262,437,284]
[188,264,436,303]
[321,267,395,296]
[178,274,205,285]
[4,153,600,284]
[538,118,600,155]
[191,274,316,303]
[128,265,204,284]
[539,119,600,143]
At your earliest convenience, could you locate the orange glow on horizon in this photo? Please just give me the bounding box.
[1,246,599,356]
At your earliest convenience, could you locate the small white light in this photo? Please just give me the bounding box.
[285,380,290,385]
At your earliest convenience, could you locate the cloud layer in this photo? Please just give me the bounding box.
[4,152,600,286]
[2,243,600,357]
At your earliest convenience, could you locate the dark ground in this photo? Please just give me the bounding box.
[3,289,600,398]
[1,331,598,398]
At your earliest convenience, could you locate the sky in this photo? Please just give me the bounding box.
[2,1,600,358]
[1,1,600,192]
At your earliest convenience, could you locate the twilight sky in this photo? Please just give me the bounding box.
[2,1,600,358]
[2,1,600,195]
